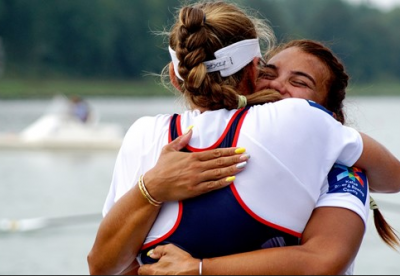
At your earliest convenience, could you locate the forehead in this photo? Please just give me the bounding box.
[268,47,330,83]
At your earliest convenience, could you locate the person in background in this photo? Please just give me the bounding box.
[69,95,90,123]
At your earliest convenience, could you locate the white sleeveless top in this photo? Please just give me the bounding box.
[103,98,369,275]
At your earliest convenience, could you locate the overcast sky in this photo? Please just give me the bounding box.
[345,0,400,10]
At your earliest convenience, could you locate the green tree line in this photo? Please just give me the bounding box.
[0,0,399,84]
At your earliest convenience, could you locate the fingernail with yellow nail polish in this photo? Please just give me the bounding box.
[226,176,236,183]
[184,125,194,135]
[147,249,154,258]
[235,148,246,154]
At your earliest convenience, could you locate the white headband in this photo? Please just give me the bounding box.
[169,38,261,81]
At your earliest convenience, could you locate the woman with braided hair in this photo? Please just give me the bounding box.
[88,2,400,275]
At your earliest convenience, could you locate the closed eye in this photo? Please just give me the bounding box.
[291,80,309,87]
[259,64,278,80]
[291,71,316,86]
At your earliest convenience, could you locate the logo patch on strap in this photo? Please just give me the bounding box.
[327,164,368,204]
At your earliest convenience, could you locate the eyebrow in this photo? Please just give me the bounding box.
[264,64,277,71]
[265,64,316,86]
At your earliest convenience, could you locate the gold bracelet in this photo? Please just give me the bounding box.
[138,175,163,207]
[138,176,161,207]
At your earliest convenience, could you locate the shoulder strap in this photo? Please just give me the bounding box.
[168,107,251,152]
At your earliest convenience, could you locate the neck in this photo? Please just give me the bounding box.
[190,103,207,113]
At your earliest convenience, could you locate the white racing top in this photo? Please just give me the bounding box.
[103,98,369,275]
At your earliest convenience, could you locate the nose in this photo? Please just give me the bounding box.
[268,79,288,97]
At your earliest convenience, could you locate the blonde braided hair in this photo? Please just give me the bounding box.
[166,1,282,111]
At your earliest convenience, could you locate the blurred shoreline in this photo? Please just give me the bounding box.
[0,78,400,99]
[0,78,172,99]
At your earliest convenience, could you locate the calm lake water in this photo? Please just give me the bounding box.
[0,96,399,275]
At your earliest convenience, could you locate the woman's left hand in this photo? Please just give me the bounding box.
[138,244,200,275]
[144,128,250,203]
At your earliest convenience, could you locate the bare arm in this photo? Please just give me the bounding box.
[88,184,160,275]
[138,207,365,275]
[88,130,249,275]
[356,132,400,193]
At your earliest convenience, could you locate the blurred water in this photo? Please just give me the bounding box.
[0,96,399,275]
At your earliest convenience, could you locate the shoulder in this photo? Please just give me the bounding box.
[305,100,334,116]
[251,98,333,117]
[127,114,172,136]
[277,98,334,117]
[249,98,338,131]
[121,114,172,152]
[129,114,172,130]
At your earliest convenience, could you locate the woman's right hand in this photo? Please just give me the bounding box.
[144,128,250,203]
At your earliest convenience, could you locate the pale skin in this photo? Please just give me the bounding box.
[87,48,400,275]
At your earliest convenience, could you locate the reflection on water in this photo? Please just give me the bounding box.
[0,96,399,275]
[0,150,117,275]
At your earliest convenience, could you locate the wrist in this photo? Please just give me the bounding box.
[138,174,163,207]
[143,171,164,201]
[201,258,211,275]
[187,258,203,275]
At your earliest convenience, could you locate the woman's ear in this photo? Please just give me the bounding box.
[251,57,260,82]
[169,63,182,92]
[245,57,260,94]
[239,57,260,95]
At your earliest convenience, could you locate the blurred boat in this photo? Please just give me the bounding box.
[0,95,124,151]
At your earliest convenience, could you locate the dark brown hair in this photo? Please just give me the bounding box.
[370,197,400,250]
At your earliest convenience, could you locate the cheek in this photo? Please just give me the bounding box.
[255,78,271,92]
[288,89,317,101]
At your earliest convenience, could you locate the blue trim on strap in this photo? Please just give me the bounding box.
[306,100,334,117]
